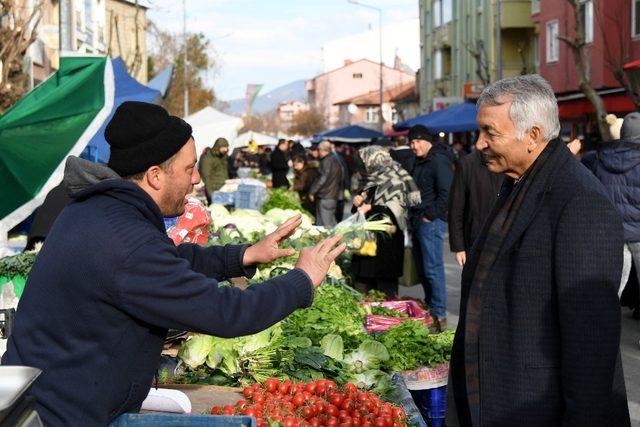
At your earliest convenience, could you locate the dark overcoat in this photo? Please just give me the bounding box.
[448,141,630,426]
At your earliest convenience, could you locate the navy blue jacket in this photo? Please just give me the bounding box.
[409,142,455,228]
[1,158,313,426]
[591,140,640,242]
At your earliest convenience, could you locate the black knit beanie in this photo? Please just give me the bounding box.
[407,124,436,142]
[105,101,192,176]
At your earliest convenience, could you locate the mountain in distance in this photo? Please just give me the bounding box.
[223,79,308,116]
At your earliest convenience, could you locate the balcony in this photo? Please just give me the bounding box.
[433,23,450,48]
[501,0,535,28]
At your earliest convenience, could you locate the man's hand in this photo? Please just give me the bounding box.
[353,193,365,207]
[243,214,301,265]
[295,234,346,288]
[357,203,372,215]
[455,251,466,267]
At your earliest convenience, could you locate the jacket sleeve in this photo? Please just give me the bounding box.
[448,159,467,252]
[114,237,314,337]
[310,159,328,196]
[425,156,454,220]
[554,189,624,425]
[176,243,255,281]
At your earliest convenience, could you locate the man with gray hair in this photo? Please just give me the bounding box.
[448,75,630,426]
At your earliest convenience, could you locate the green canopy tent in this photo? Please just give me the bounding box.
[0,56,114,246]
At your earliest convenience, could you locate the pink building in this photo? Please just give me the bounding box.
[277,100,310,131]
[306,59,415,129]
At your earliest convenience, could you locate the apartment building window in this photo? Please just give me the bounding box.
[546,20,559,63]
[579,0,593,43]
[353,73,363,79]
[434,49,443,79]
[633,0,640,37]
[433,0,452,28]
[366,107,378,123]
[532,0,540,14]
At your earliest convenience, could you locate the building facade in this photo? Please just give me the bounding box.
[277,100,310,131]
[104,0,148,82]
[307,59,415,129]
[533,0,639,139]
[418,0,537,112]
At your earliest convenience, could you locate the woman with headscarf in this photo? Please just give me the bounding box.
[351,146,421,297]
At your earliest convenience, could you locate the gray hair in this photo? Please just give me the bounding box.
[478,74,560,142]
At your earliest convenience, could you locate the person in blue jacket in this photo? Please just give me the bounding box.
[1,101,345,426]
[591,112,640,298]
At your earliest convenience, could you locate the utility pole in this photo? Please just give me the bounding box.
[183,0,189,118]
[347,0,383,132]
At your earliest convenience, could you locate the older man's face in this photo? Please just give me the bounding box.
[476,101,531,179]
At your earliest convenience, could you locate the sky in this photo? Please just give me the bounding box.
[147,0,418,102]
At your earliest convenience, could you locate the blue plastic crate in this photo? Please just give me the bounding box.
[234,185,266,210]
[409,385,447,426]
[109,414,256,427]
[211,191,235,206]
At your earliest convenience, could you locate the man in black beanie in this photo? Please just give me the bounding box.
[2,102,345,426]
[407,124,454,332]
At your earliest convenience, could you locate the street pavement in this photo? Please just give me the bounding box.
[398,241,640,426]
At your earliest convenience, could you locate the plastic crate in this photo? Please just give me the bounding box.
[109,414,256,427]
[234,185,266,210]
[211,191,235,206]
[409,385,447,427]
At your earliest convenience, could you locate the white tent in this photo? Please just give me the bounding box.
[232,131,278,149]
[185,107,243,156]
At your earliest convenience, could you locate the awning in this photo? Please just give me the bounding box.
[313,124,383,143]
[393,103,478,133]
[557,90,635,118]
[623,59,640,71]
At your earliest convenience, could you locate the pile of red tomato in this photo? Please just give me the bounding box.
[210,378,408,427]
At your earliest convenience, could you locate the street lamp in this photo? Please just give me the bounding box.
[347,0,383,132]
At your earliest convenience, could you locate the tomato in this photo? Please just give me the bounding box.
[380,416,393,427]
[326,416,339,426]
[279,380,292,395]
[391,408,405,420]
[326,404,340,417]
[343,383,358,395]
[356,393,370,403]
[329,393,344,407]
[264,378,280,392]
[338,410,350,420]
[366,402,379,416]
[340,399,355,411]
[271,414,283,423]
[309,417,321,427]
[374,418,386,427]
[315,383,327,395]
[301,406,315,419]
[293,393,306,407]
[379,403,392,416]
[284,416,299,427]
[258,422,269,427]
[243,407,259,417]
[305,382,317,394]
[243,387,254,399]
[253,393,266,404]
[222,405,235,415]
[235,399,249,409]
[210,406,220,415]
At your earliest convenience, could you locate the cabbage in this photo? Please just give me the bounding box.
[178,334,216,369]
[343,339,390,374]
[320,334,344,361]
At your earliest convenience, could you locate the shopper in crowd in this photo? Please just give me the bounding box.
[309,144,320,161]
[290,141,307,159]
[447,145,503,267]
[447,75,629,426]
[351,146,421,297]
[198,137,229,203]
[333,142,350,222]
[309,141,343,228]
[408,124,454,332]
[270,139,290,188]
[590,112,640,297]
[451,140,468,160]
[258,146,271,177]
[292,155,319,215]
[391,135,415,172]
[1,102,346,426]
[373,136,393,153]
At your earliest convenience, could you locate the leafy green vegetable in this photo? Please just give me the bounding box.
[0,252,37,278]
[377,320,455,371]
[370,305,408,318]
[320,334,344,361]
[178,334,217,369]
[343,339,390,374]
[261,188,312,217]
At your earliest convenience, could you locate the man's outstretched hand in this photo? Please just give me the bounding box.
[295,234,346,288]
[243,214,301,266]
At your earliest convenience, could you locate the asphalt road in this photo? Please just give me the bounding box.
[398,242,640,426]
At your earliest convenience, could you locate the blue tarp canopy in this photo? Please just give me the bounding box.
[81,57,161,163]
[313,124,383,143]
[394,103,479,133]
[147,64,173,98]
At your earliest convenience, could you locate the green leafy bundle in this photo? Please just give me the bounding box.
[0,252,37,278]
[261,188,312,217]
[282,283,366,351]
[377,320,455,371]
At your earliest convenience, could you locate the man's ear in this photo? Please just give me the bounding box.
[145,165,164,191]
[527,126,543,151]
